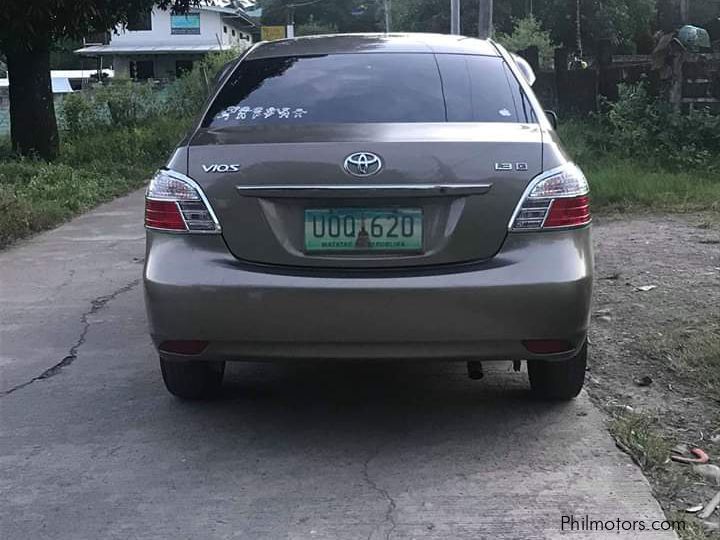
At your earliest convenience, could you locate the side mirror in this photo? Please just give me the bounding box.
[545,110,558,130]
[511,53,536,86]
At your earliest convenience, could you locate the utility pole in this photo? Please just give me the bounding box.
[286,5,295,38]
[450,0,460,35]
[478,0,493,39]
[575,0,582,56]
[679,0,689,24]
[384,0,392,33]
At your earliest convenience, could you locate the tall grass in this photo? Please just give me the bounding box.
[0,117,191,247]
[0,50,236,247]
[558,119,720,212]
[557,83,720,212]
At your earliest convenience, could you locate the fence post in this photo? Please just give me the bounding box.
[519,46,540,74]
[597,39,616,101]
[669,42,686,113]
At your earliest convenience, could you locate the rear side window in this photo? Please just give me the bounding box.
[204,52,533,127]
[436,54,529,123]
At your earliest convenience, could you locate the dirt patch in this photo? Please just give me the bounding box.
[589,213,720,538]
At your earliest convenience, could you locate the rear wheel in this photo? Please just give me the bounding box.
[160,357,225,400]
[528,342,587,400]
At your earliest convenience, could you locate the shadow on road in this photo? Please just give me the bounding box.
[162,360,576,456]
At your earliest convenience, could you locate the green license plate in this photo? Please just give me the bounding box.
[304,208,423,252]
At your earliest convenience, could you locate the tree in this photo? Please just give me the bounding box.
[389,0,527,37]
[495,16,557,67]
[0,0,198,160]
[259,0,382,33]
[389,0,658,54]
[534,0,657,54]
[50,39,86,71]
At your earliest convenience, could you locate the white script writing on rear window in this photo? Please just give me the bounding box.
[214,106,309,121]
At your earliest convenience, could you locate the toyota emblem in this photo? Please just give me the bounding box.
[343,152,382,177]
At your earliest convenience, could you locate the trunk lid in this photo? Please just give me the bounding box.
[188,123,542,268]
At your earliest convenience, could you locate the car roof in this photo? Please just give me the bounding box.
[245,33,501,60]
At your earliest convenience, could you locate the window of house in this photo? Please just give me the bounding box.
[176,60,194,78]
[171,13,201,35]
[231,29,236,37]
[131,60,155,80]
[223,26,228,34]
[127,10,152,31]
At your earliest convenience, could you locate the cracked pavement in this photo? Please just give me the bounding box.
[0,190,676,539]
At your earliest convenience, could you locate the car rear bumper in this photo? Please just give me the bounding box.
[144,227,593,361]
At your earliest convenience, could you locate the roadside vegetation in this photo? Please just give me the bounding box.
[0,52,233,248]
[610,407,720,540]
[2,58,720,247]
[559,84,720,212]
[609,410,672,471]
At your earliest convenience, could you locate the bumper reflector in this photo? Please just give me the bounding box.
[523,339,574,354]
[159,340,209,355]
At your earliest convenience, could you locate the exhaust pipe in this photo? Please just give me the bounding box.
[467,361,484,380]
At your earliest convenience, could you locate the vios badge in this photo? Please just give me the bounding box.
[202,164,240,173]
[344,152,382,177]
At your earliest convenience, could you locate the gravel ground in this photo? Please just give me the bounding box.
[589,213,720,537]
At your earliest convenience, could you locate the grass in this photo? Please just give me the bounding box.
[608,412,719,540]
[558,121,720,213]
[669,514,720,540]
[583,160,720,212]
[609,410,672,471]
[608,327,720,540]
[0,116,190,247]
[646,324,720,404]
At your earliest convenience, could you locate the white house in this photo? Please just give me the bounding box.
[75,4,255,80]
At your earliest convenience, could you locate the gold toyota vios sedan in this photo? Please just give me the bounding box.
[144,33,593,400]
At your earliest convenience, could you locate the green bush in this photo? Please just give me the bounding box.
[55,50,239,137]
[163,49,240,118]
[58,92,98,134]
[0,49,241,246]
[597,83,720,170]
[0,116,189,247]
[94,79,160,127]
[557,87,720,212]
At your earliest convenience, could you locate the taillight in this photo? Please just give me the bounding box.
[145,170,220,233]
[510,163,591,230]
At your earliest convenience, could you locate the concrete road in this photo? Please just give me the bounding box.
[1,191,676,539]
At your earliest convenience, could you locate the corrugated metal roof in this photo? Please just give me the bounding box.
[75,44,227,56]
[0,78,74,93]
[198,4,255,25]
[49,69,115,79]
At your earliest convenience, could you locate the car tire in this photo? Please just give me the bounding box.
[160,357,225,400]
[527,342,587,400]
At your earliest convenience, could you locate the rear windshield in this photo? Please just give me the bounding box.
[204,53,533,128]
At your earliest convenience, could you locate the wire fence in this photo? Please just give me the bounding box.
[0,108,9,136]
